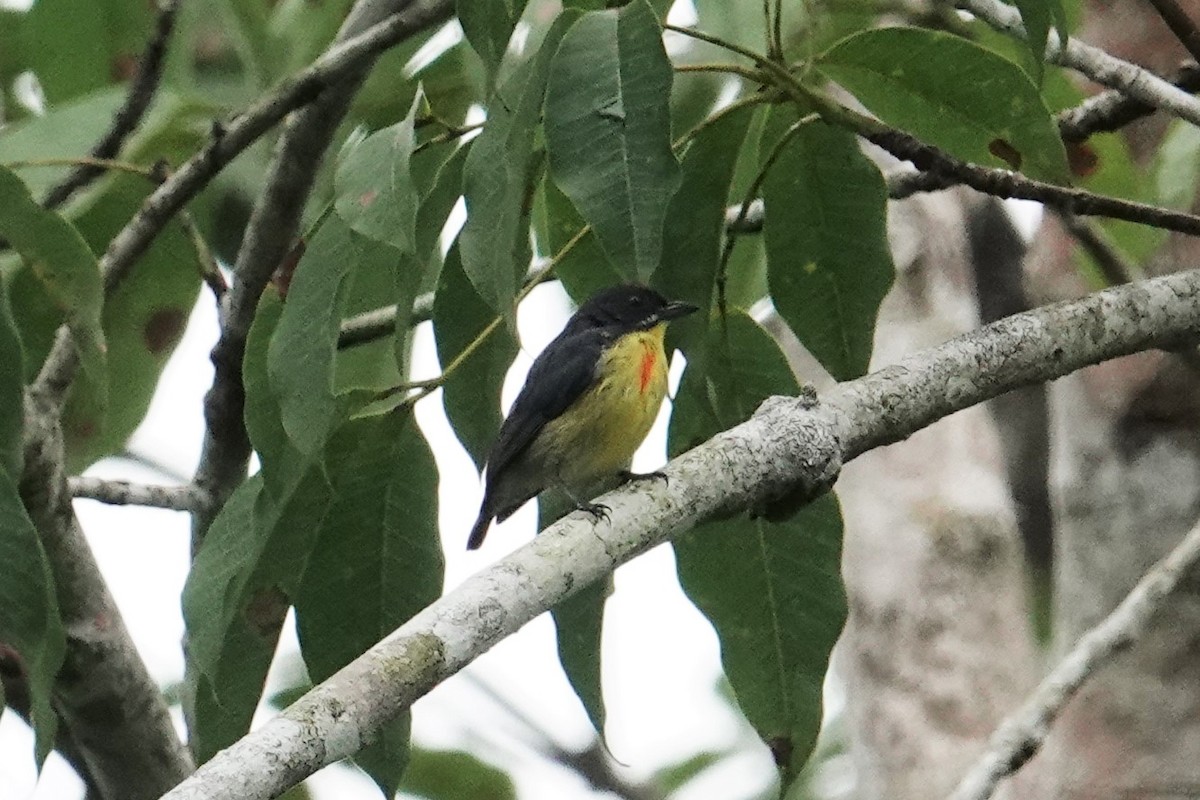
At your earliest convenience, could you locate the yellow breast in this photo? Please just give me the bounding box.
[533,323,670,488]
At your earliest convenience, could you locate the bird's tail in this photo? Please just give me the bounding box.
[466,507,492,550]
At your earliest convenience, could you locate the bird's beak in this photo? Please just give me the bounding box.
[658,300,699,321]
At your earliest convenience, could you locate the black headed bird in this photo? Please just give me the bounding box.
[467,285,697,549]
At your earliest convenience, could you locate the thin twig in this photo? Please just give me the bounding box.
[68,476,211,513]
[868,128,1200,236]
[947,518,1200,800]
[42,0,182,210]
[1146,0,1200,66]
[1054,210,1137,287]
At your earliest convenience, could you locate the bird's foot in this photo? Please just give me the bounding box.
[576,501,611,524]
[618,469,668,487]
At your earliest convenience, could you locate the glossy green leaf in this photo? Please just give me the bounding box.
[184,293,331,762]
[270,215,398,457]
[654,101,756,358]
[545,0,681,280]
[762,114,893,380]
[668,313,846,789]
[402,747,517,800]
[334,91,422,255]
[817,27,1070,183]
[433,241,518,472]
[460,16,573,315]
[0,471,65,767]
[0,166,105,408]
[458,0,530,81]
[296,409,443,796]
[0,289,22,478]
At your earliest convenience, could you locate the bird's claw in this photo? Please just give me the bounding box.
[577,501,611,524]
[617,469,668,487]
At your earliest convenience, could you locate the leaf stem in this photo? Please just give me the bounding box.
[717,114,818,319]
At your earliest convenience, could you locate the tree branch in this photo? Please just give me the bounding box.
[68,476,210,513]
[947,516,1200,800]
[1146,0,1200,66]
[190,0,454,548]
[161,266,1200,800]
[957,0,1200,128]
[21,392,194,800]
[28,0,454,409]
[868,128,1200,235]
[41,0,181,211]
[1058,63,1200,142]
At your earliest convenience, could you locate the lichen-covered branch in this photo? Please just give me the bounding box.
[68,476,210,513]
[161,267,1200,800]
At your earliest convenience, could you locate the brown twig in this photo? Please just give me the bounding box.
[868,128,1200,236]
[41,0,182,210]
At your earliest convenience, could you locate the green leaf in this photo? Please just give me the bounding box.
[433,241,518,471]
[334,91,423,255]
[269,215,397,457]
[668,313,846,789]
[762,114,893,380]
[460,15,574,315]
[0,289,23,478]
[0,471,65,767]
[817,26,1070,184]
[60,173,201,472]
[545,0,681,280]
[550,581,608,735]
[23,0,152,104]
[1155,120,1200,213]
[402,748,517,800]
[296,409,443,797]
[458,0,531,81]
[0,166,105,408]
[184,293,331,762]
[654,101,757,358]
[0,88,123,197]
[1010,0,1069,82]
[537,176,622,303]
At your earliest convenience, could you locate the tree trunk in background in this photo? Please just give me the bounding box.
[832,189,1040,799]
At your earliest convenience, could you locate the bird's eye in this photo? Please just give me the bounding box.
[629,295,642,306]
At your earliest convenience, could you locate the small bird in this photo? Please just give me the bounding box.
[467,284,698,549]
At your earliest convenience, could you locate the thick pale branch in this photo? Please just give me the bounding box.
[161,268,1200,800]
[947,518,1200,800]
[958,0,1200,128]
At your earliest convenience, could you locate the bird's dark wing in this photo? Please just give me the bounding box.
[484,328,608,481]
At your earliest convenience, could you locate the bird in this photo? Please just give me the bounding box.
[466,284,698,549]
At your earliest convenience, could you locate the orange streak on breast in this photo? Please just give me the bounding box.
[639,345,657,394]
